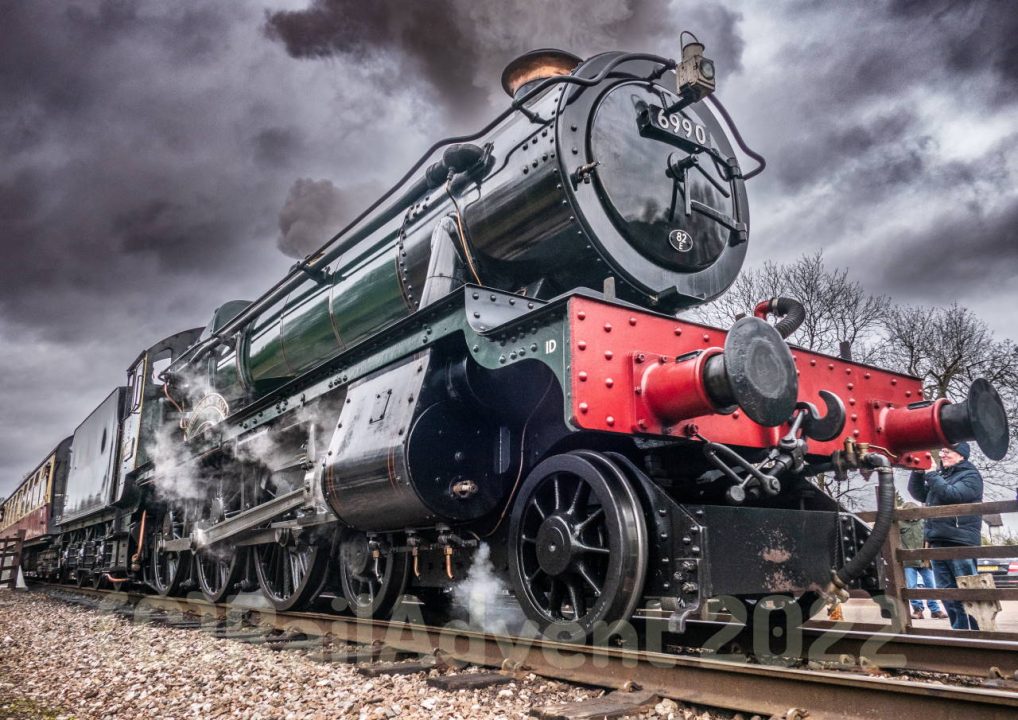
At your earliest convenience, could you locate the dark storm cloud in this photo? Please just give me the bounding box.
[731,1,1018,291]
[772,111,920,191]
[871,200,1018,299]
[0,2,307,494]
[253,127,304,169]
[860,129,1018,299]
[264,0,744,112]
[889,0,1018,90]
[277,178,348,258]
[0,2,290,341]
[745,0,1018,205]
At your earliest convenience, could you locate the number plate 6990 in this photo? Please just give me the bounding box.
[653,105,708,145]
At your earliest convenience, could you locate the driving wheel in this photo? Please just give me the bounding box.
[508,451,648,641]
[150,509,190,597]
[253,533,330,612]
[338,531,409,619]
[196,546,247,603]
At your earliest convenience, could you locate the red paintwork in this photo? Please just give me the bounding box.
[752,300,772,320]
[2,506,50,543]
[567,297,935,469]
[641,347,723,426]
[877,398,951,455]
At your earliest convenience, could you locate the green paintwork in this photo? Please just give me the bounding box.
[240,225,411,394]
[280,283,341,376]
[218,287,571,445]
[328,238,408,347]
[247,296,291,384]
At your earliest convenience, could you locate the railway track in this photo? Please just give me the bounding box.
[37,585,1018,720]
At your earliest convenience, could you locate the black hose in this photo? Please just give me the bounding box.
[834,454,894,587]
[759,297,805,339]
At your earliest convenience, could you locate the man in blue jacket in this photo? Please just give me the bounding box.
[908,441,983,629]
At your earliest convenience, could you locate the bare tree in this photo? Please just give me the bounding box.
[691,251,889,362]
[883,305,1018,496]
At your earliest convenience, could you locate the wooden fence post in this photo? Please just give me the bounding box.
[880,511,911,632]
[0,530,27,589]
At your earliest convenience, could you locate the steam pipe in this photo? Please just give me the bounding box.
[130,509,146,573]
[753,297,805,339]
[832,453,894,589]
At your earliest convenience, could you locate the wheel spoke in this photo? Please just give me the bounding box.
[529,498,546,521]
[567,481,589,516]
[565,579,585,620]
[574,507,604,534]
[575,562,603,597]
[553,476,562,510]
[573,540,609,555]
[546,578,563,617]
[281,548,292,597]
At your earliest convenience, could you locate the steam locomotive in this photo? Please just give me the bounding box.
[6,40,1009,640]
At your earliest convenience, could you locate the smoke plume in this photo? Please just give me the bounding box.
[277,178,349,259]
[264,0,745,112]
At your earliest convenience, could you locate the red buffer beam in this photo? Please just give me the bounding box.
[565,297,1007,469]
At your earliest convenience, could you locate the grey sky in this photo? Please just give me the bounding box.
[1,0,1016,497]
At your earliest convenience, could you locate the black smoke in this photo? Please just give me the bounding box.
[277,178,349,258]
[264,0,745,113]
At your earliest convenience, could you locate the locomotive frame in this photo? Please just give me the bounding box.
[6,42,1009,642]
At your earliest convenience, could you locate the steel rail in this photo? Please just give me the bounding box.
[38,587,1018,720]
[649,616,1018,679]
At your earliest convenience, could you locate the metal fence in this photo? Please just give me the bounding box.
[861,500,1018,632]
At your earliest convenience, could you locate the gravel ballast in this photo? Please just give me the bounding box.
[0,589,616,720]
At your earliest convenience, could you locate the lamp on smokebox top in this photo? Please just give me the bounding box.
[676,34,716,103]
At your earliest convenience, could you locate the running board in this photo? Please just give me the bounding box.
[159,489,306,552]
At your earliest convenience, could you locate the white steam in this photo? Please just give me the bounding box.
[452,542,525,635]
[146,421,204,501]
[145,371,340,505]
